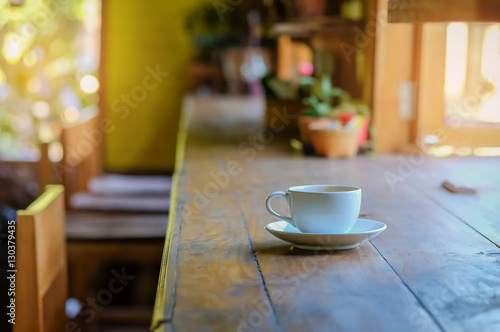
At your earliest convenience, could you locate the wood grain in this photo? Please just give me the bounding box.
[307,156,500,331]
[376,155,500,247]
[60,112,102,207]
[388,0,500,23]
[372,0,415,153]
[16,185,67,332]
[152,96,500,331]
[235,167,440,332]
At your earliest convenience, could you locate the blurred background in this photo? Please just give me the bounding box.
[0,0,499,331]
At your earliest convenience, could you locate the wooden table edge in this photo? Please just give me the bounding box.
[150,103,191,331]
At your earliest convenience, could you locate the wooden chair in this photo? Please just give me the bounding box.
[59,113,102,207]
[37,114,165,327]
[15,185,67,332]
[37,112,101,203]
[36,111,166,328]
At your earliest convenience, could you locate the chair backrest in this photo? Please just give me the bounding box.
[15,185,67,332]
[59,113,101,202]
[37,113,102,207]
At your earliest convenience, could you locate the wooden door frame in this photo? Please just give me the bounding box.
[372,0,417,153]
[373,16,500,153]
[417,22,500,149]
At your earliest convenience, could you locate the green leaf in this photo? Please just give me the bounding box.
[299,77,316,86]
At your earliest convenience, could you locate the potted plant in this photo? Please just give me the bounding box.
[298,75,343,145]
[331,95,370,147]
[299,76,370,158]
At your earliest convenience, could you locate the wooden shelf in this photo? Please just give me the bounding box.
[388,0,500,23]
[263,16,364,38]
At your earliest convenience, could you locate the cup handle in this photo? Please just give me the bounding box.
[265,191,294,226]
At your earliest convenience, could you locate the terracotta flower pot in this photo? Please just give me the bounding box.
[298,116,331,145]
[309,129,326,156]
[323,128,359,159]
[309,122,359,159]
[308,119,334,156]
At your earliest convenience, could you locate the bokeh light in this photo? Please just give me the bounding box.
[0,0,101,161]
[0,69,6,85]
[298,62,314,76]
[31,101,51,119]
[0,84,9,102]
[27,77,42,93]
[80,74,99,93]
[37,122,55,143]
[63,106,80,123]
[23,51,37,67]
[48,141,64,162]
[50,39,66,55]
[2,32,28,65]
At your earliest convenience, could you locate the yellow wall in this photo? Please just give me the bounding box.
[102,0,201,172]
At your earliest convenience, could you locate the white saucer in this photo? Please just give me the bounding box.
[264,218,387,250]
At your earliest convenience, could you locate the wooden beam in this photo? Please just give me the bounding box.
[388,0,500,23]
[373,0,416,152]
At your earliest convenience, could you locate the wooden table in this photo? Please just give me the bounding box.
[151,96,500,332]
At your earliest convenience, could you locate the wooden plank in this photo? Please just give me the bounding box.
[152,97,298,331]
[151,97,190,332]
[373,0,415,153]
[153,96,500,331]
[152,198,181,332]
[376,155,500,247]
[410,24,423,145]
[66,211,168,240]
[152,95,436,331]
[306,156,500,331]
[388,0,500,23]
[62,113,100,167]
[193,153,500,331]
[417,23,447,146]
[16,185,67,332]
[159,190,279,331]
[235,159,440,332]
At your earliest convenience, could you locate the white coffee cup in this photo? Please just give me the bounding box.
[265,185,361,234]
